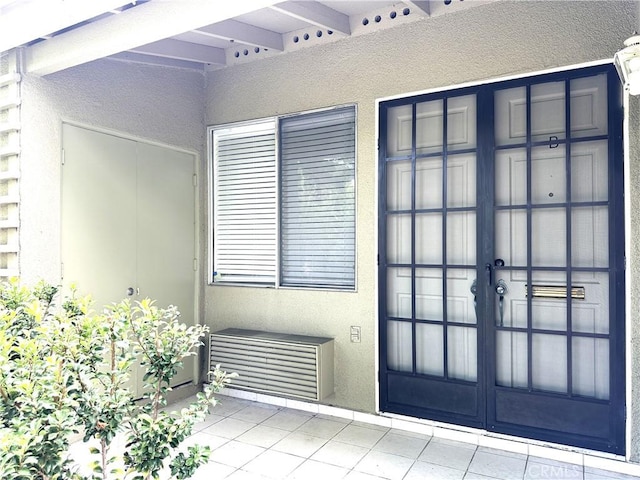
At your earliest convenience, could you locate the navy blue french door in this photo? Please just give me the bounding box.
[378,64,624,454]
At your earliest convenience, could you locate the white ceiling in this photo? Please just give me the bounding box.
[0,0,498,76]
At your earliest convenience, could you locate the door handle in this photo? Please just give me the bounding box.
[495,279,508,326]
[485,263,492,286]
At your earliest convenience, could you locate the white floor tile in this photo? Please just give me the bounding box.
[288,459,349,480]
[261,410,313,431]
[242,450,305,479]
[333,424,387,449]
[419,438,476,471]
[236,425,290,448]
[343,471,387,480]
[205,417,257,439]
[584,467,640,480]
[296,417,348,439]
[310,440,370,469]
[231,404,280,424]
[181,431,229,452]
[208,440,266,468]
[354,450,415,480]
[372,431,430,459]
[225,469,270,480]
[404,460,466,480]
[272,431,328,458]
[192,413,226,432]
[190,461,237,480]
[468,450,527,480]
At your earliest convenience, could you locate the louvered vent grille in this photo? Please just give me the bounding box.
[210,329,334,401]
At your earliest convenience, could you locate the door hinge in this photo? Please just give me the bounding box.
[193,258,198,271]
[377,254,380,266]
[61,149,65,165]
[193,174,197,187]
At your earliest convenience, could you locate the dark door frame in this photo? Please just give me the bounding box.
[377,63,625,454]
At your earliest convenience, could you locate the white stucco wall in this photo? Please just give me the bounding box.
[204,0,640,452]
[19,59,206,285]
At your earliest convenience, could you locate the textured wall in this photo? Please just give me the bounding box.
[19,59,206,284]
[204,0,640,436]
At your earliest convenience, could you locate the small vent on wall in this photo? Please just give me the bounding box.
[209,328,334,402]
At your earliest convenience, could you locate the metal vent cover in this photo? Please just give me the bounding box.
[209,328,334,401]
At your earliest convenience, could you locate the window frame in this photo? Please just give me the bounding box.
[207,104,358,291]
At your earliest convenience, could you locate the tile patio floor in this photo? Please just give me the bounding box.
[70,394,640,480]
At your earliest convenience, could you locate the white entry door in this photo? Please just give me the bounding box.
[61,124,197,397]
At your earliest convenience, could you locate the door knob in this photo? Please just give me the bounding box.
[495,280,507,296]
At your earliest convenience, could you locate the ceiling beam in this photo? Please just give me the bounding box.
[405,1,431,16]
[269,1,350,35]
[194,19,284,52]
[23,0,281,76]
[109,51,205,71]
[130,39,225,65]
[0,0,133,53]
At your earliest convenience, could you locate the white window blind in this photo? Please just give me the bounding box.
[213,120,277,284]
[280,107,356,288]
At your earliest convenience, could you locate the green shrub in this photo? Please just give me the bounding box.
[0,279,233,480]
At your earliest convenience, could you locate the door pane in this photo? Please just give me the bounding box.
[572,336,609,399]
[386,105,413,157]
[416,157,443,209]
[531,270,568,331]
[532,208,566,267]
[532,146,566,204]
[416,213,442,264]
[388,320,412,372]
[416,268,443,321]
[495,209,527,267]
[495,148,526,206]
[531,81,566,143]
[572,272,609,334]
[532,333,567,393]
[417,323,444,376]
[446,211,476,265]
[448,326,477,381]
[495,271,527,329]
[571,140,608,202]
[387,160,412,210]
[496,331,528,388]
[570,74,608,138]
[572,206,608,268]
[387,214,411,264]
[387,267,412,318]
[447,95,477,150]
[447,269,476,325]
[495,87,526,146]
[447,153,476,208]
[416,99,444,155]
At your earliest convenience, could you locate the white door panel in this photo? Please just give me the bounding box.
[62,125,197,396]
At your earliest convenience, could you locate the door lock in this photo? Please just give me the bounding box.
[126,287,135,296]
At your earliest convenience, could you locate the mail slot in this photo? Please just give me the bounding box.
[526,285,585,300]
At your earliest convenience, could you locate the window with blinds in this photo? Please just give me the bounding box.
[210,105,356,290]
[212,120,277,284]
[280,107,356,288]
